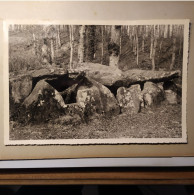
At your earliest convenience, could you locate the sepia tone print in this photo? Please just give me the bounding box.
[4,20,189,145]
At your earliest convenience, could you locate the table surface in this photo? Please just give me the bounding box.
[0,167,194,185]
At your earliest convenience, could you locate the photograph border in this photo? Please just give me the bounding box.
[3,19,190,145]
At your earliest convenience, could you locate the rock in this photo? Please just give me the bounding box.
[157,82,164,90]
[9,74,33,103]
[142,82,165,107]
[76,78,120,118]
[31,67,67,78]
[122,69,181,87]
[23,80,66,123]
[77,85,103,116]
[9,67,67,103]
[116,85,143,114]
[165,90,178,104]
[70,62,122,86]
[163,79,182,97]
[71,62,181,87]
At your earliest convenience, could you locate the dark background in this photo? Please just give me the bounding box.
[0,185,193,195]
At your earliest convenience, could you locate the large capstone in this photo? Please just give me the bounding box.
[142,82,165,107]
[76,78,120,118]
[23,80,66,123]
[116,85,143,114]
[71,62,181,87]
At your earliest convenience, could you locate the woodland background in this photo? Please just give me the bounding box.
[9,24,184,74]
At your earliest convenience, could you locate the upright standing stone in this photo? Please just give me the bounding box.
[116,84,143,114]
[76,78,120,118]
[142,82,165,107]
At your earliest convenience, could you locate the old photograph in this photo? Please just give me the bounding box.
[4,20,189,145]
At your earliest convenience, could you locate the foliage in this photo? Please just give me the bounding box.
[9,24,184,74]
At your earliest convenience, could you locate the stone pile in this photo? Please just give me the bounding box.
[9,63,181,124]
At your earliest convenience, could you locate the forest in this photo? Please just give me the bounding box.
[8,24,184,142]
[9,24,184,73]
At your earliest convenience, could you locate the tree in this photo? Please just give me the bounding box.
[32,32,37,56]
[86,25,96,62]
[69,25,74,69]
[132,26,136,54]
[101,25,104,64]
[150,26,154,60]
[78,25,86,63]
[44,25,58,65]
[170,25,177,70]
[150,25,158,70]
[164,24,168,38]
[135,26,139,66]
[141,26,145,52]
[56,26,61,49]
[120,26,122,55]
[108,25,121,67]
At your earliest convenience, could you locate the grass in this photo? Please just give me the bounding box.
[10,103,182,141]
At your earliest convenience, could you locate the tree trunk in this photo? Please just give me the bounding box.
[108,25,121,67]
[150,37,154,59]
[69,25,74,69]
[129,26,132,42]
[32,33,37,55]
[145,25,149,37]
[50,39,55,64]
[133,35,137,55]
[170,37,176,70]
[78,25,86,63]
[136,34,139,66]
[56,26,61,49]
[136,28,139,66]
[120,26,122,55]
[152,38,157,70]
[86,25,96,62]
[159,38,163,52]
[150,25,157,70]
[127,25,130,36]
[169,25,172,37]
[101,26,104,64]
[179,33,182,56]
[164,25,168,38]
[142,34,145,52]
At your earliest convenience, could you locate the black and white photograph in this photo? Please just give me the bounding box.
[4,20,189,145]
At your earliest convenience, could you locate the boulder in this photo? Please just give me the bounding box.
[9,66,68,103]
[31,67,67,78]
[23,80,66,123]
[9,74,33,103]
[163,79,182,97]
[70,62,122,86]
[76,78,120,118]
[165,90,178,104]
[70,62,181,87]
[142,82,165,107]
[116,85,143,114]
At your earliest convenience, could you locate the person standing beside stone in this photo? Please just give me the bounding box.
[41,38,52,67]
